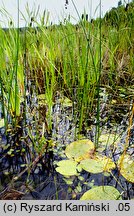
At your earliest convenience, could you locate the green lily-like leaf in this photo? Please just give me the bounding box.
[65,139,95,162]
[80,186,121,200]
[118,154,134,183]
[98,133,120,150]
[56,160,78,176]
[80,156,115,174]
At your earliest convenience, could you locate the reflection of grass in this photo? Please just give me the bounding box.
[0,0,133,193]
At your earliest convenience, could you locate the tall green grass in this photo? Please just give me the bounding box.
[0,0,133,149]
[0,1,25,131]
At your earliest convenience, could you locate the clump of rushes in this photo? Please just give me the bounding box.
[0,1,25,129]
[0,1,133,149]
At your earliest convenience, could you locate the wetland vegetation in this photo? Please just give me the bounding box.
[0,0,134,200]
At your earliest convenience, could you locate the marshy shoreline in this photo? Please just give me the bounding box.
[0,1,134,200]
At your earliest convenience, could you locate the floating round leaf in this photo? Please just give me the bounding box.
[80,186,121,200]
[99,133,120,149]
[56,160,78,176]
[80,156,115,174]
[118,154,134,183]
[65,139,95,162]
[80,158,104,174]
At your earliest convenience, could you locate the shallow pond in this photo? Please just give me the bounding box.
[0,82,134,200]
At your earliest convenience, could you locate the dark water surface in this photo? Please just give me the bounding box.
[0,83,134,200]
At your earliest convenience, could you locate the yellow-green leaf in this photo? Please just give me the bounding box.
[56,160,78,176]
[65,139,95,162]
[118,154,134,183]
[80,156,115,174]
[80,186,121,200]
[63,178,74,185]
[99,133,120,149]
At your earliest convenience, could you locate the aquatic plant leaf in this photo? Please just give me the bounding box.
[80,156,115,174]
[80,158,103,173]
[88,179,95,188]
[0,119,4,128]
[99,133,120,149]
[7,149,14,155]
[80,186,121,200]
[78,176,85,181]
[65,139,95,162]
[56,160,78,176]
[118,154,134,183]
[63,178,73,185]
[75,184,82,193]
